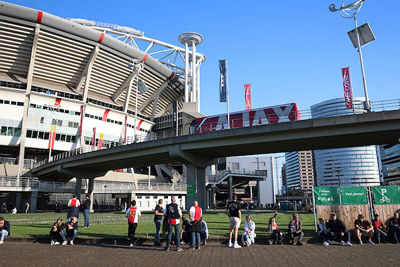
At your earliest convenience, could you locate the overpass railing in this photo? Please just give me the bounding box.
[32,99,400,169]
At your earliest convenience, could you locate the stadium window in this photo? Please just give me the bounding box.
[4,100,9,104]
[38,132,44,139]
[0,126,6,136]
[32,130,38,138]
[153,196,157,199]
[11,101,16,105]
[164,196,168,199]
[90,115,94,119]
[17,102,23,106]
[55,134,60,141]
[0,100,3,104]
[66,135,72,142]
[94,116,99,120]
[44,132,49,139]
[60,134,66,141]
[145,196,150,199]
[40,117,45,124]
[13,128,21,137]
[137,196,142,199]
[26,130,32,138]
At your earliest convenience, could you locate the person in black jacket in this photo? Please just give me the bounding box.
[50,218,67,246]
[0,217,10,244]
[326,213,352,246]
[388,212,400,243]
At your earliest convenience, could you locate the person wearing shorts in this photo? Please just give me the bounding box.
[226,194,241,248]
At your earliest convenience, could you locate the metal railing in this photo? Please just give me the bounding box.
[32,99,400,169]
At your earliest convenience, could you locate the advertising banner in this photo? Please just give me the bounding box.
[97,133,104,150]
[313,187,340,205]
[373,186,400,205]
[340,186,368,205]
[219,59,227,102]
[244,84,252,110]
[341,67,353,109]
[187,183,195,199]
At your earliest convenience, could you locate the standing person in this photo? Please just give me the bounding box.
[288,213,304,246]
[388,212,400,243]
[354,214,374,245]
[226,194,241,248]
[372,214,388,244]
[83,194,91,228]
[0,217,11,244]
[66,216,78,245]
[268,212,283,245]
[242,215,256,247]
[326,213,352,246]
[189,201,202,250]
[67,194,80,221]
[154,199,164,246]
[126,200,141,247]
[1,202,7,213]
[318,218,331,246]
[55,202,61,213]
[25,202,30,213]
[50,218,67,246]
[164,196,183,252]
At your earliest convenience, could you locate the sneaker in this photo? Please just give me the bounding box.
[233,243,241,248]
[177,247,183,252]
[366,240,374,245]
[296,242,303,246]
[165,247,170,252]
[327,240,332,245]
[130,243,133,247]
[340,241,345,246]
[70,240,74,245]
[197,246,201,250]
[358,240,363,245]
[228,240,233,248]
[50,241,54,246]
[192,247,195,251]
[0,241,4,245]
[62,241,68,246]
[323,242,329,246]
[246,241,250,247]
[54,242,60,245]
[345,241,352,247]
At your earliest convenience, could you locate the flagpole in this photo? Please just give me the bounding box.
[226,59,230,129]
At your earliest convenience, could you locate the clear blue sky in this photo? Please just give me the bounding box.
[7,0,400,115]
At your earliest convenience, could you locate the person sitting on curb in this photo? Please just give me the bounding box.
[318,218,331,246]
[242,215,256,247]
[372,214,387,244]
[0,217,11,245]
[388,212,400,244]
[50,218,67,246]
[326,213,352,246]
[200,218,208,246]
[66,216,78,245]
[354,214,374,245]
[288,213,304,246]
[268,212,283,245]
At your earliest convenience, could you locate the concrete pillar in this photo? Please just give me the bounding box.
[88,178,94,212]
[16,192,22,212]
[228,176,233,201]
[30,191,38,213]
[75,177,82,201]
[257,181,261,208]
[186,166,207,211]
[249,186,253,200]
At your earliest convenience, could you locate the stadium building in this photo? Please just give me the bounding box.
[0,2,205,211]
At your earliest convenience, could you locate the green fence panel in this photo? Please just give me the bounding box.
[373,186,400,205]
[340,186,368,205]
[313,187,340,205]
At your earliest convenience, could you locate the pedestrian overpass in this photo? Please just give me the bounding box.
[31,109,400,209]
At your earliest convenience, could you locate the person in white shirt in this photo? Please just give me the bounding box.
[242,215,256,247]
[11,207,17,214]
[189,201,202,250]
[125,200,141,247]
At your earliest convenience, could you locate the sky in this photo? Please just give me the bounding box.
[6,0,400,115]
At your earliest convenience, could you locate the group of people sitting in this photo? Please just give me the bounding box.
[317,212,400,246]
[49,216,78,246]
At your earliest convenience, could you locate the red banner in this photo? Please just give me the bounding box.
[123,115,127,144]
[97,133,104,150]
[244,84,252,110]
[341,67,353,109]
[79,105,84,136]
[47,126,56,150]
[91,127,96,149]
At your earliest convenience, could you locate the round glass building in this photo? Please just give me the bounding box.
[311,97,381,187]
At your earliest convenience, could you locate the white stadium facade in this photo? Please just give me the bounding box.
[0,1,206,211]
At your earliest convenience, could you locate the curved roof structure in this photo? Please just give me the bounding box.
[0,1,185,118]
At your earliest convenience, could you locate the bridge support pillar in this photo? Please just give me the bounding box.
[228,176,233,201]
[16,192,22,212]
[186,166,206,211]
[88,178,94,212]
[30,191,38,213]
[211,187,216,209]
[75,177,82,201]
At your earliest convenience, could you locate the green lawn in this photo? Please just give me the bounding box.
[1,211,316,239]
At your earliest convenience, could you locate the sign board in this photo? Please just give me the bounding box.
[373,186,400,205]
[187,183,195,199]
[314,186,368,205]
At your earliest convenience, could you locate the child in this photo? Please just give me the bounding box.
[66,216,78,245]
[318,218,331,246]
[242,215,256,247]
[50,218,67,246]
[268,214,283,245]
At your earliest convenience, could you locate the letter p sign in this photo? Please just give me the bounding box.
[381,189,387,195]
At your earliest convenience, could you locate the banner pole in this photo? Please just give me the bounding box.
[312,186,318,233]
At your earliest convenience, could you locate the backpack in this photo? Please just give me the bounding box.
[167,203,180,219]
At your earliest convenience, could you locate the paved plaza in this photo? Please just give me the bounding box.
[1,241,400,266]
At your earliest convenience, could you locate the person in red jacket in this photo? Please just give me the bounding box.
[125,200,141,247]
